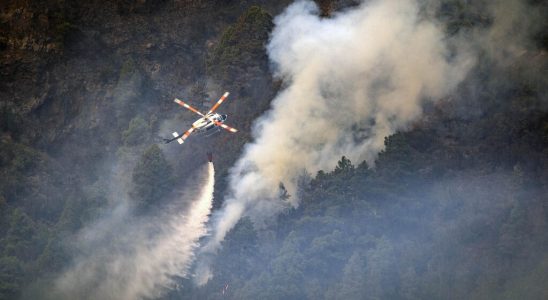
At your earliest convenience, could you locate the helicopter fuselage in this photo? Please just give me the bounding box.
[192,113,228,132]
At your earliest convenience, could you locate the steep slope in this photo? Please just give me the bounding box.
[1,1,289,298]
[1,0,547,299]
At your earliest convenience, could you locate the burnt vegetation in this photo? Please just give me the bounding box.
[1,0,547,299]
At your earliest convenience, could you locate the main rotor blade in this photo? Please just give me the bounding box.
[207,92,230,115]
[211,120,238,133]
[174,99,205,117]
[170,126,196,144]
[181,127,196,141]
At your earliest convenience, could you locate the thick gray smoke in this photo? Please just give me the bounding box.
[195,0,477,284]
[53,162,215,300]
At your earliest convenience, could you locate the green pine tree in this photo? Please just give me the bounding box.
[131,145,174,211]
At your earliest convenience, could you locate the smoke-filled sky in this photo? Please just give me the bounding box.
[50,162,215,300]
[196,0,478,283]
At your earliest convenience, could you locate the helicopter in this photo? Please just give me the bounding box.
[164,92,238,144]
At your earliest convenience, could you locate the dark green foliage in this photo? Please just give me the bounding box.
[53,21,76,45]
[122,116,151,146]
[207,6,273,82]
[54,196,83,233]
[278,182,290,201]
[35,237,67,274]
[0,103,24,136]
[376,133,422,181]
[327,251,367,299]
[131,144,174,210]
[1,1,547,299]
[214,218,260,280]
[497,201,529,260]
[0,207,54,299]
[115,0,168,15]
[314,0,335,17]
[3,209,35,260]
[0,256,24,300]
[187,50,548,295]
[333,156,354,175]
[118,58,137,82]
[438,0,490,35]
[196,147,548,299]
[111,58,146,130]
[0,140,67,221]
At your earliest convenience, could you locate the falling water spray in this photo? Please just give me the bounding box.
[119,162,216,299]
[53,162,215,300]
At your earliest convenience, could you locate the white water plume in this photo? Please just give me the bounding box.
[54,162,215,300]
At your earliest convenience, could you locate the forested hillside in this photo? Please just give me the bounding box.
[184,78,548,299]
[1,0,547,299]
[1,1,289,297]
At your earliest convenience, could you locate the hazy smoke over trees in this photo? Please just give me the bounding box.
[196,0,478,283]
[50,163,215,300]
[1,0,544,297]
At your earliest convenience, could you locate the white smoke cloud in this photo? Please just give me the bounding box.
[54,162,215,300]
[196,0,476,284]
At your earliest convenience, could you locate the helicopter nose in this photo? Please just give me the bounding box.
[221,114,227,121]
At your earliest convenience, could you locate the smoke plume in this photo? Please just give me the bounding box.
[53,162,215,300]
[195,0,477,284]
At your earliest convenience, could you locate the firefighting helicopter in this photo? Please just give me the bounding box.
[164,92,238,144]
